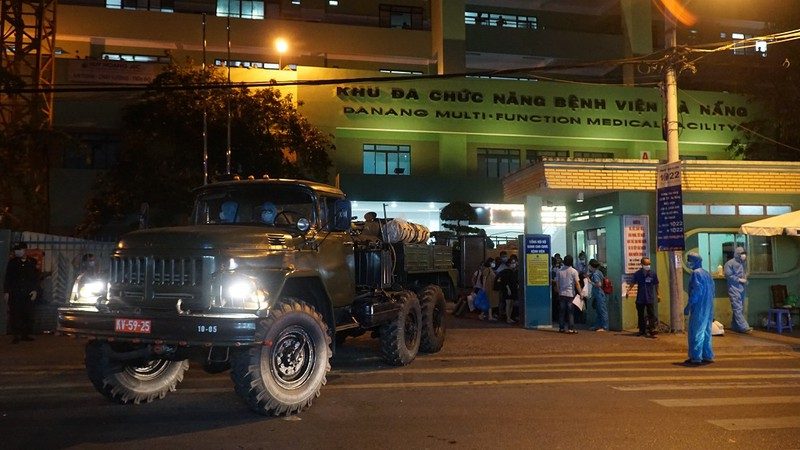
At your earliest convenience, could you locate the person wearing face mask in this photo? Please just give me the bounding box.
[626,257,660,338]
[724,246,752,334]
[684,253,715,365]
[480,257,499,321]
[3,242,40,343]
[588,259,608,332]
[496,255,519,324]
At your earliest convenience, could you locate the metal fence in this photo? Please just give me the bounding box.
[5,231,116,305]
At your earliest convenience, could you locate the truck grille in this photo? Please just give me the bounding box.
[111,256,205,286]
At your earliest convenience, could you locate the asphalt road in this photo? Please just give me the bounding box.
[1,315,799,450]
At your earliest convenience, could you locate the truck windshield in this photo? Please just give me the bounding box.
[192,185,316,227]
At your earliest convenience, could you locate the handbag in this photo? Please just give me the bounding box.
[473,289,489,312]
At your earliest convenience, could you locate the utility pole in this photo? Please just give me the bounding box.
[664,11,684,333]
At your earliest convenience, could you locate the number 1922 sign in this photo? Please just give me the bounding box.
[656,161,685,251]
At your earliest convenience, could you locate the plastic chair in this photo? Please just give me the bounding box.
[766,285,797,334]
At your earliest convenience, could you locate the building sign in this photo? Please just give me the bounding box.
[318,74,751,146]
[68,59,159,84]
[523,234,551,329]
[656,161,685,251]
[623,215,650,274]
[525,236,551,287]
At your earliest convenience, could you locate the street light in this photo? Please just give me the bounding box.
[275,38,288,69]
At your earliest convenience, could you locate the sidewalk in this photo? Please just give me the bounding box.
[446,307,800,356]
[2,316,798,368]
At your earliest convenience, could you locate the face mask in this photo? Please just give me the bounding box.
[13,250,24,258]
[579,257,585,262]
[509,263,517,269]
[490,262,496,268]
[88,261,96,267]
[740,254,746,261]
[500,257,508,263]
[642,265,651,271]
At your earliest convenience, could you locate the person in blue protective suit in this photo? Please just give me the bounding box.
[219,200,239,223]
[724,246,752,333]
[259,201,277,225]
[588,259,608,332]
[684,252,715,365]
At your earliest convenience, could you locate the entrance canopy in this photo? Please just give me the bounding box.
[739,210,800,236]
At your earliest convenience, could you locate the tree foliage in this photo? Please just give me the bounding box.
[724,42,800,161]
[440,201,481,235]
[0,125,70,232]
[77,62,334,237]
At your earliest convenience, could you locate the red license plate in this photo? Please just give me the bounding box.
[114,318,152,334]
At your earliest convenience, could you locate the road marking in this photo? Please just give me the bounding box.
[325,373,800,390]
[707,416,800,431]
[652,395,800,407]
[332,356,800,376]
[613,382,800,391]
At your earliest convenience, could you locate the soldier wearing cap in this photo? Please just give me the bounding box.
[3,242,40,343]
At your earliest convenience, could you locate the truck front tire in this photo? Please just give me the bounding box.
[231,298,331,416]
[85,341,189,404]
[380,290,421,366]
[420,285,446,353]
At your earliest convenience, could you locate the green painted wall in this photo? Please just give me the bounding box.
[568,191,800,331]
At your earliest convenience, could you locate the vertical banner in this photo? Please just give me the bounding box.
[623,215,649,274]
[656,161,685,251]
[522,234,551,329]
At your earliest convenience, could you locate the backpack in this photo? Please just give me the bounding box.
[602,277,613,295]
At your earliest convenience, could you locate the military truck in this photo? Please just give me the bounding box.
[58,178,456,416]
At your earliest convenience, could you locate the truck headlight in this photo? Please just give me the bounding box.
[216,274,267,310]
[71,278,107,305]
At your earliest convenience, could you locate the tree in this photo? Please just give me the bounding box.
[77,62,334,237]
[0,124,70,232]
[722,36,800,161]
[439,201,480,235]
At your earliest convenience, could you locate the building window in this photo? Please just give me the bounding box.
[106,0,174,12]
[216,0,264,19]
[363,144,410,175]
[477,148,519,178]
[683,204,708,215]
[747,235,774,273]
[214,59,282,70]
[731,32,767,57]
[465,11,537,29]
[710,205,736,215]
[738,205,764,215]
[696,232,747,275]
[379,4,423,29]
[766,205,792,215]
[64,134,120,170]
[526,149,568,165]
[102,53,171,63]
[573,151,614,158]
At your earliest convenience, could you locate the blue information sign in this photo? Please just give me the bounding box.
[656,162,685,251]
[522,234,552,328]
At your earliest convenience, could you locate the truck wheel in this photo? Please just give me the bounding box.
[85,341,188,404]
[420,285,446,353]
[380,290,421,366]
[230,298,331,416]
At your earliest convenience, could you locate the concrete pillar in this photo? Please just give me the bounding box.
[431,0,466,74]
[438,133,467,175]
[620,0,653,86]
[524,195,543,234]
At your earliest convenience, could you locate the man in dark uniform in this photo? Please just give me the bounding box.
[4,242,40,343]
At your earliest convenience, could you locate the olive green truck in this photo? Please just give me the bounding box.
[58,178,456,415]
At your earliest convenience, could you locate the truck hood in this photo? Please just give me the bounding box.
[117,225,304,252]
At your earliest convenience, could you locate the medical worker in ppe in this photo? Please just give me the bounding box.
[684,253,715,365]
[724,246,752,333]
